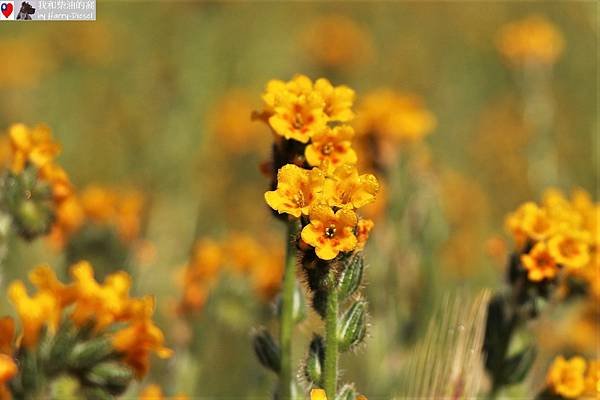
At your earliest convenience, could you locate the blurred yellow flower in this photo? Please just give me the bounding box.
[309,388,367,400]
[521,242,558,282]
[354,90,436,144]
[265,164,325,217]
[301,204,358,260]
[548,232,591,270]
[584,360,600,397]
[356,218,375,251]
[496,15,564,66]
[8,123,60,173]
[139,384,188,400]
[300,15,374,68]
[112,297,172,378]
[305,125,357,171]
[0,354,16,393]
[546,356,586,398]
[324,164,379,210]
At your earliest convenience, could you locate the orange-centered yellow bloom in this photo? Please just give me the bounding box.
[356,218,375,251]
[305,125,357,170]
[546,356,586,398]
[314,78,355,122]
[8,123,60,173]
[265,164,325,217]
[521,242,559,282]
[548,232,591,270]
[262,75,327,143]
[301,204,358,260]
[324,164,379,209]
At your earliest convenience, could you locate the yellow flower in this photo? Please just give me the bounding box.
[309,388,367,400]
[7,281,60,347]
[356,218,375,251]
[324,164,379,209]
[314,78,355,122]
[496,15,564,66]
[0,317,14,355]
[547,356,586,398]
[8,123,60,173]
[305,125,357,171]
[301,204,358,260]
[262,75,327,143]
[520,204,556,242]
[584,360,600,397]
[70,261,133,330]
[265,164,325,217]
[139,384,189,400]
[112,297,172,378]
[521,242,559,282]
[548,232,591,269]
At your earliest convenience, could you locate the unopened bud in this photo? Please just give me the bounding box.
[85,361,133,395]
[252,328,280,373]
[67,337,113,370]
[338,300,367,352]
[335,384,358,400]
[304,335,324,386]
[336,253,364,301]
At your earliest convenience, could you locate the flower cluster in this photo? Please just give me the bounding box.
[1,123,78,240]
[506,188,597,284]
[139,384,188,400]
[260,75,378,260]
[544,356,599,399]
[178,234,284,315]
[1,261,170,398]
[496,15,565,66]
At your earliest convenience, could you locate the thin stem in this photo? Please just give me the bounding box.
[278,219,300,400]
[323,272,339,398]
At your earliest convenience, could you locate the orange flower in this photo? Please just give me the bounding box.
[265,164,325,217]
[521,242,559,282]
[8,123,60,173]
[314,78,355,122]
[548,232,591,270]
[356,218,375,250]
[305,125,357,171]
[546,356,586,398]
[324,164,379,210]
[301,204,358,260]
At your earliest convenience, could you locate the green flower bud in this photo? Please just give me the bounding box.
[80,386,113,400]
[85,361,133,395]
[336,252,364,301]
[252,328,280,373]
[67,337,113,370]
[304,335,324,386]
[335,384,358,400]
[338,300,367,352]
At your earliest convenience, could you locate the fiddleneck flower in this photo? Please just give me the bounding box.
[301,204,358,260]
[265,164,325,217]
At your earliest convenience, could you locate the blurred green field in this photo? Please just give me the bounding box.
[0,1,597,398]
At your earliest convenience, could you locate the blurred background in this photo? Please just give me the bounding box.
[0,1,597,398]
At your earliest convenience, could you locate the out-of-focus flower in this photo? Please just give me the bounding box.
[354,90,436,144]
[0,317,16,400]
[301,204,358,260]
[300,15,374,68]
[305,125,357,171]
[0,38,56,89]
[324,164,379,209]
[547,232,591,270]
[209,90,267,154]
[112,297,172,377]
[521,242,559,282]
[546,356,586,398]
[496,15,565,66]
[265,164,325,217]
[356,218,374,251]
[584,361,600,397]
[139,384,188,400]
[7,123,60,174]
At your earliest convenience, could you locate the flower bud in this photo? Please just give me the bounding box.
[67,337,113,370]
[85,361,133,395]
[335,384,358,400]
[338,300,367,352]
[304,335,324,386]
[252,328,280,373]
[336,252,364,301]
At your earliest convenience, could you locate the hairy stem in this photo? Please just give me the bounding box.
[323,272,339,398]
[278,219,300,399]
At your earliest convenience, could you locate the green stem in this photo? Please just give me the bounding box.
[323,272,339,398]
[278,219,300,400]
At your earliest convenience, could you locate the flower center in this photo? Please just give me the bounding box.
[325,224,337,238]
[292,113,304,129]
[293,191,305,207]
[321,142,334,155]
[559,239,579,258]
